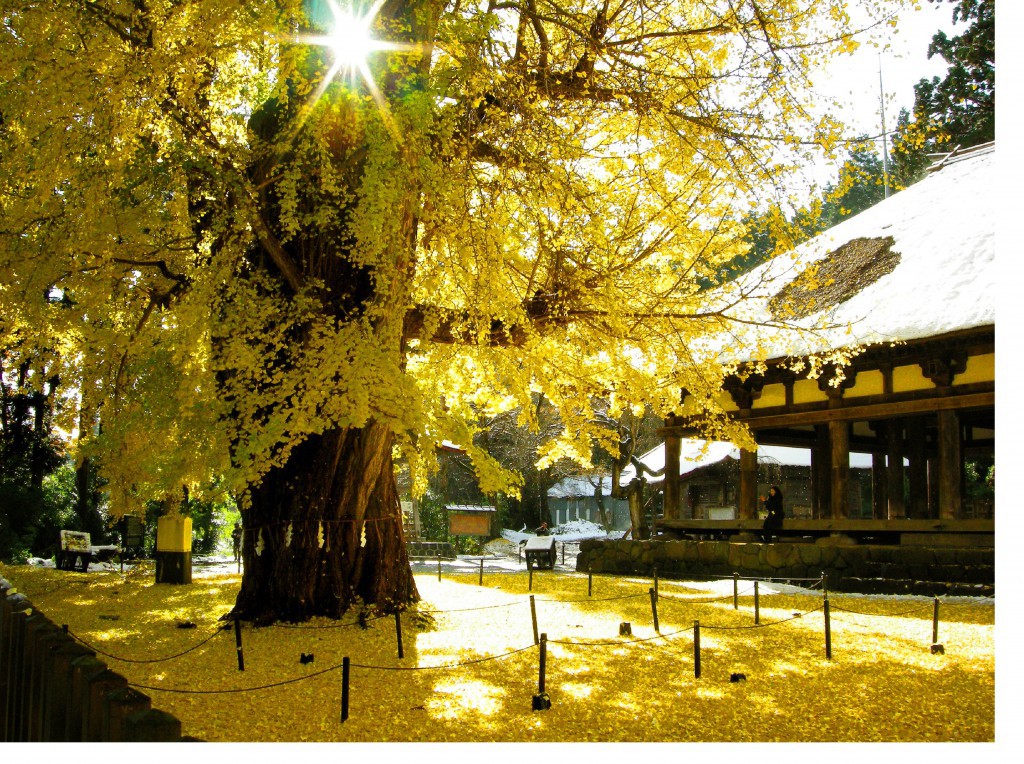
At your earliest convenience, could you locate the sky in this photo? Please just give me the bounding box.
[829,1,962,139]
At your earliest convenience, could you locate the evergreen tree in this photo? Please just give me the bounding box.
[911,0,994,151]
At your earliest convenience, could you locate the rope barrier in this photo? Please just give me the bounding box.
[272,613,391,629]
[350,644,537,671]
[829,601,934,618]
[700,604,825,631]
[68,624,226,664]
[657,588,754,605]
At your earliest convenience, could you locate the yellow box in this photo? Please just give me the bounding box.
[156,516,193,552]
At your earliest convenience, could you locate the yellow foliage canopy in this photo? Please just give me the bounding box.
[0,0,906,512]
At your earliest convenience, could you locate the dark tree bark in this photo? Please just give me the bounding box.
[232,421,417,624]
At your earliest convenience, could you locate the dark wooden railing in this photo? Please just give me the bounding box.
[1,576,189,742]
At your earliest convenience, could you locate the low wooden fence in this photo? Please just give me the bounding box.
[0,576,189,742]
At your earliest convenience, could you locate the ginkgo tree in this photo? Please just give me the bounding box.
[0,0,903,623]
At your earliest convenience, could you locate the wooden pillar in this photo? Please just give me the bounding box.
[829,420,850,519]
[738,447,758,519]
[885,419,906,519]
[927,453,940,518]
[811,425,831,519]
[663,433,682,520]
[937,410,962,519]
[871,452,887,519]
[906,417,929,519]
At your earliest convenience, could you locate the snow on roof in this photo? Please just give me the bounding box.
[444,504,496,513]
[616,440,876,487]
[547,475,615,499]
[714,144,995,360]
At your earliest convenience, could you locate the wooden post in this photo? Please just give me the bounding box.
[233,618,244,671]
[67,655,106,742]
[341,657,350,722]
[739,447,758,519]
[830,420,850,519]
[83,669,127,742]
[478,557,484,586]
[932,597,940,645]
[754,580,760,625]
[812,424,832,519]
[588,570,593,597]
[653,567,659,597]
[537,633,548,695]
[906,417,929,518]
[733,573,739,610]
[101,686,151,742]
[125,708,182,742]
[663,432,682,520]
[528,563,534,591]
[46,642,94,741]
[824,597,832,661]
[394,611,404,660]
[437,554,442,581]
[530,595,539,646]
[871,451,888,519]
[649,588,660,633]
[937,410,962,519]
[693,621,701,678]
[886,419,906,519]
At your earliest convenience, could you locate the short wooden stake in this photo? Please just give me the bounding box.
[824,596,832,660]
[561,543,566,565]
[233,618,244,672]
[530,595,539,645]
[395,611,404,659]
[754,580,760,625]
[822,571,828,598]
[478,557,484,586]
[694,621,701,678]
[529,564,534,591]
[437,554,442,582]
[341,657,350,722]
[733,573,739,609]
[538,633,547,694]
[649,588,660,633]
[588,570,593,597]
[654,567,659,596]
[531,632,552,710]
[932,597,940,645]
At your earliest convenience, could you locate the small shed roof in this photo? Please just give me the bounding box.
[617,440,877,487]
[444,504,497,513]
[547,475,616,499]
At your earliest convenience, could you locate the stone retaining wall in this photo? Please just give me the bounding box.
[576,539,994,597]
[405,541,456,559]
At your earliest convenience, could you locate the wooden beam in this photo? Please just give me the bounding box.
[663,434,682,520]
[690,391,994,432]
[739,448,758,520]
[886,419,906,519]
[871,452,887,520]
[812,425,831,519]
[906,417,929,519]
[937,410,962,519]
[830,420,850,519]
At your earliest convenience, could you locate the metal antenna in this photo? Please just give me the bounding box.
[879,54,890,199]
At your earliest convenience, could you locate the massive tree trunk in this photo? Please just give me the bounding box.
[233,420,418,624]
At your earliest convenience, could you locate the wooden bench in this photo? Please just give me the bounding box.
[56,531,120,572]
[524,536,557,569]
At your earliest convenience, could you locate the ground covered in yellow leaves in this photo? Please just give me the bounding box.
[1,563,994,743]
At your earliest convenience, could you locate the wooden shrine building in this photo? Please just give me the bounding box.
[658,144,995,545]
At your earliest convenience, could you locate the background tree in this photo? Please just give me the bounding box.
[1,0,903,622]
[908,0,994,151]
